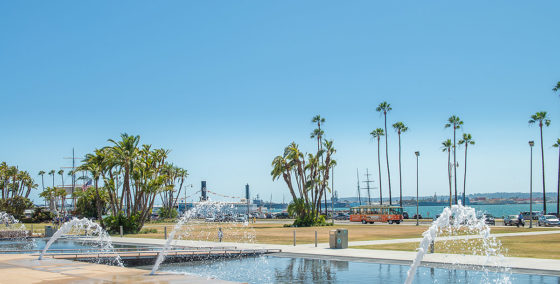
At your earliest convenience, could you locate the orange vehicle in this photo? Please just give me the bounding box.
[350,205,403,224]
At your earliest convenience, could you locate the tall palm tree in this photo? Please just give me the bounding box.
[38,171,45,191]
[553,138,560,216]
[458,133,475,205]
[529,112,551,214]
[48,170,56,210]
[38,171,45,206]
[553,81,560,94]
[392,122,408,207]
[445,115,463,204]
[58,170,64,213]
[441,139,452,207]
[78,150,106,227]
[108,133,140,217]
[311,115,326,214]
[370,128,384,205]
[48,170,55,188]
[376,102,392,204]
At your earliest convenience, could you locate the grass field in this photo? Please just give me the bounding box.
[351,233,560,259]
[116,222,559,244]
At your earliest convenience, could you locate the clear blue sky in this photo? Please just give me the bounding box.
[1,1,559,204]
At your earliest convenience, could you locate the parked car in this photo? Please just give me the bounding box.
[521,211,541,220]
[483,214,495,225]
[412,214,422,220]
[504,215,524,227]
[276,212,290,219]
[402,212,409,219]
[538,215,560,227]
[235,214,247,222]
[205,216,216,222]
[333,213,350,220]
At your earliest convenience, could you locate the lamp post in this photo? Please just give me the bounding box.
[415,151,420,226]
[529,141,534,228]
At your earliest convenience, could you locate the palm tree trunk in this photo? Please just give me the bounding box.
[377,138,383,205]
[94,179,104,228]
[398,132,402,207]
[453,126,457,205]
[463,144,468,205]
[448,149,452,208]
[539,125,546,214]
[556,148,559,216]
[384,113,392,205]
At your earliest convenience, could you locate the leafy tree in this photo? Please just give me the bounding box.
[0,196,33,219]
[458,133,475,205]
[441,139,453,207]
[392,122,408,207]
[370,128,384,205]
[529,112,551,214]
[445,115,463,204]
[376,102,393,204]
[74,186,108,218]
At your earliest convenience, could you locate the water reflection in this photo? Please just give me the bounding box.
[149,255,560,284]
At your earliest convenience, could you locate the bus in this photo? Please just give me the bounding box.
[350,205,403,224]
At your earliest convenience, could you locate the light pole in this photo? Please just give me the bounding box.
[415,151,420,226]
[529,141,534,228]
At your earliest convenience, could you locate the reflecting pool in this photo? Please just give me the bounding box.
[139,255,560,284]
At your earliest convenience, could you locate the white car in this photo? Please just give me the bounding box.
[205,216,216,222]
[235,215,247,222]
[538,215,560,227]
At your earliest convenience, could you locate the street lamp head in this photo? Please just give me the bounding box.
[528,141,534,147]
[415,151,420,157]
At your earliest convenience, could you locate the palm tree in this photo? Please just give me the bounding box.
[78,150,106,227]
[553,138,560,216]
[370,128,384,205]
[48,170,55,188]
[58,170,65,213]
[376,102,393,204]
[392,122,408,207]
[441,139,452,207]
[311,115,326,214]
[529,112,551,214]
[108,133,140,217]
[458,133,475,205]
[38,171,45,206]
[48,170,56,210]
[553,81,560,94]
[445,115,463,204]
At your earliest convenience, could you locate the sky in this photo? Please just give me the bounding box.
[1,1,559,204]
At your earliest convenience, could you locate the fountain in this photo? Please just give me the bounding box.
[150,201,256,275]
[0,212,30,239]
[405,201,509,284]
[38,217,123,266]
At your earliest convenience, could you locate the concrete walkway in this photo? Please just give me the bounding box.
[0,254,236,284]
[112,229,560,276]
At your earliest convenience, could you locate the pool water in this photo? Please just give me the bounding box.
[0,238,143,252]
[140,255,560,284]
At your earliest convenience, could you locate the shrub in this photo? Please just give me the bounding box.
[158,207,178,219]
[138,228,158,234]
[103,212,142,234]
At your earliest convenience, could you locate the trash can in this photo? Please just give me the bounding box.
[45,226,57,238]
[329,228,348,249]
